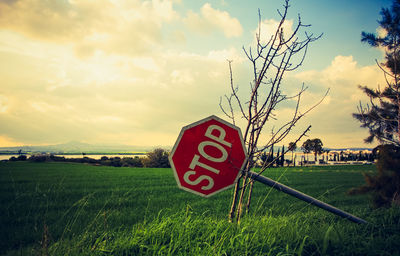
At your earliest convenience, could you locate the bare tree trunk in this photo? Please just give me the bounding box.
[245,180,254,214]
[236,174,249,223]
[221,0,325,222]
[291,151,294,166]
[397,84,400,143]
[228,180,240,222]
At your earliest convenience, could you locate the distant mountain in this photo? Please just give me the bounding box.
[0,141,156,154]
[0,141,373,154]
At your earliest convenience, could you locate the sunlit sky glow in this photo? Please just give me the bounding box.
[0,0,392,148]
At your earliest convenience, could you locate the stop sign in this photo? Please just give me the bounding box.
[169,115,247,197]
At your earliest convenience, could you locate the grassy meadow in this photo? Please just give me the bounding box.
[1,162,400,255]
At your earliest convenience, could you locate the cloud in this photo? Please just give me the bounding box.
[0,0,100,41]
[4,1,378,149]
[377,27,388,38]
[296,55,384,103]
[252,18,294,45]
[0,135,24,147]
[0,31,240,146]
[291,55,385,147]
[184,3,243,38]
[0,95,8,113]
[0,0,179,57]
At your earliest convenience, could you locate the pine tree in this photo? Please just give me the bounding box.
[350,0,400,207]
[276,148,280,167]
[260,151,268,167]
[348,144,400,207]
[268,145,274,165]
[353,0,400,146]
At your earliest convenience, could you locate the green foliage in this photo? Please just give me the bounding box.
[2,162,400,255]
[280,145,285,167]
[288,142,297,152]
[348,145,400,207]
[121,156,144,167]
[259,151,268,165]
[260,145,275,167]
[29,154,48,162]
[47,209,400,256]
[16,155,27,161]
[301,141,311,154]
[351,0,400,209]
[9,154,146,168]
[301,138,323,161]
[142,148,170,168]
[354,0,400,146]
[288,142,297,166]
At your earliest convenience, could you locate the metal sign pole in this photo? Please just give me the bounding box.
[248,171,367,224]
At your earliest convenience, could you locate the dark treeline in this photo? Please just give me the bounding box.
[5,148,171,168]
[328,151,375,162]
[258,147,376,167]
[5,148,376,168]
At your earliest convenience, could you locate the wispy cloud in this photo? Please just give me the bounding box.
[183,3,243,38]
[0,0,388,148]
[291,55,385,147]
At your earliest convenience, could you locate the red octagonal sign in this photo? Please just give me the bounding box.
[169,115,247,197]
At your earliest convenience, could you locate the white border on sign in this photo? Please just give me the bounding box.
[168,115,248,198]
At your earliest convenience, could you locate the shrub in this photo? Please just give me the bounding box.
[121,156,143,167]
[110,157,122,167]
[17,155,27,161]
[49,155,65,162]
[9,156,17,161]
[348,144,400,207]
[142,148,170,168]
[29,155,48,162]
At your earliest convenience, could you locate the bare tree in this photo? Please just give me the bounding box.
[220,0,327,223]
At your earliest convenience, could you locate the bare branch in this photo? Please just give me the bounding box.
[240,125,312,190]
[224,0,324,222]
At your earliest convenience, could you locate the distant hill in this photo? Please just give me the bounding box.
[0,141,157,154]
[0,141,373,154]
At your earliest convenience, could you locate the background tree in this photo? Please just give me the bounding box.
[280,145,285,166]
[259,151,268,167]
[301,138,323,162]
[349,144,400,207]
[268,145,275,166]
[276,148,281,167]
[353,0,400,146]
[312,138,323,162]
[288,142,297,166]
[122,156,144,167]
[220,0,325,222]
[143,148,170,168]
[301,139,311,162]
[350,0,400,207]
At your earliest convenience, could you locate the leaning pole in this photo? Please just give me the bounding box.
[248,171,367,224]
[169,115,367,224]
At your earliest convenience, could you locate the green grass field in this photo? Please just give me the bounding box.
[1,162,399,255]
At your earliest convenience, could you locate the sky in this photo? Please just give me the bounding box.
[0,0,394,149]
